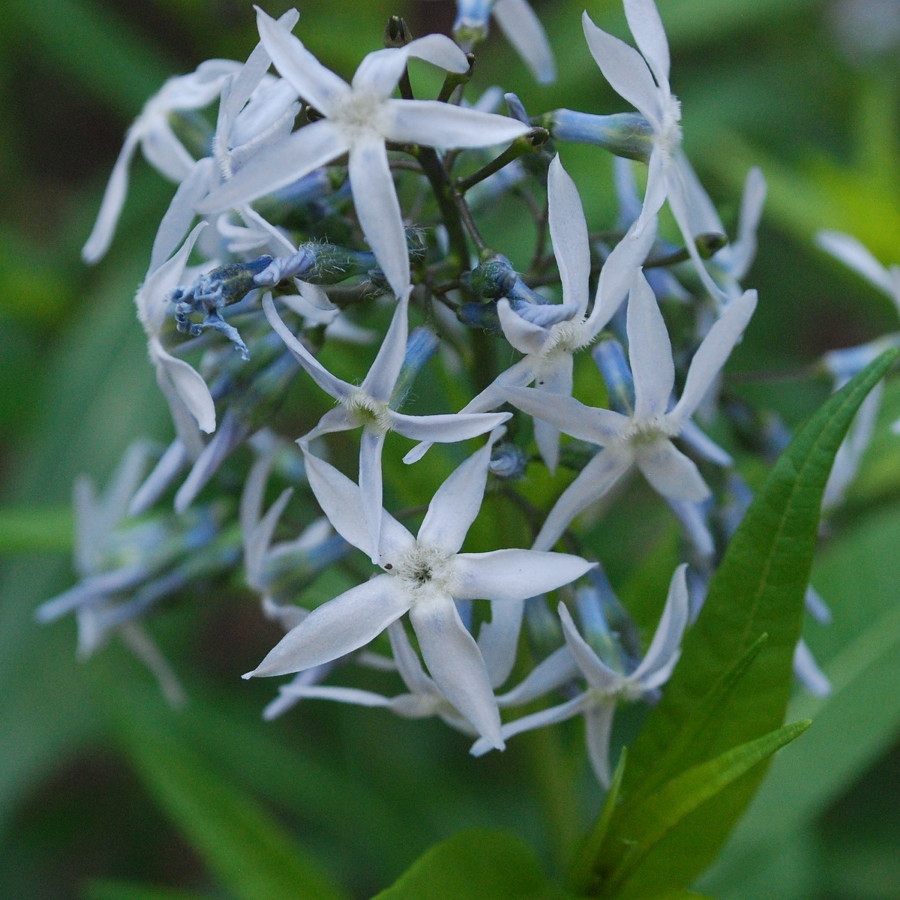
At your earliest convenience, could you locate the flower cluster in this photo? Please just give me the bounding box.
[40,0,896,784]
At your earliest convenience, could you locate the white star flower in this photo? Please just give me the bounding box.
[405,155,654,472]
[472,564,690,787]
[506,272,757,551]
[263,294,510,561]
[199,8,530,298]
[243,431,596,748]
[582,0,725,300]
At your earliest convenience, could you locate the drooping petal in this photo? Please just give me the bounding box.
[636,438,710,502]
[492,0,556,83]
[255,7,350,113]
[496,299,552,355]
[558,602,622,690]
[584,701,617,787]
[141,121,197,182]
[548,154,590,314]
[348,135,409,299]
[623,0,671,89]
[149,339,216,434]
[199,119,348,213]
[360,293,409,402]
[301,406,357,444]
[670,289,757,422]
[418,429,498,553]
[816,230,896,297]
[82,128,142,263]
[496,644,579,706]
[453,549,594,601]
[627,270,675,420]
[383,99,530,149]
[352,35,468,98]
[679,420,732,466]
[479,598,525,689]
[246,575,410,677]
[582,12,661,125]
[388,621,434,695]
[279,683,395,708]
[504,386,628,445]
[631,563,689,686]
[409,595,504,748]
[532,448,634,551]
[728,166,767,280]
[263,294,354,401]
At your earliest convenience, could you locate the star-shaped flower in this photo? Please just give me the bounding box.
[244,431,596,748]
[199,8,530,298]
[264,293,510,560]
[472,564,689,786]
[506,272,757,550]
[405,155,654,472]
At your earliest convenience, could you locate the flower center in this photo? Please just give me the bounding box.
[543,319,591,355]
[332,89,384,138]
[655,95,682,159]
[622,414,676,445]
[344,390,393,433]
[392,544,455,598]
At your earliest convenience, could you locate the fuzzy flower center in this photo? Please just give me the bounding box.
[391,543,455,599]
[622,413,677,445]
[344,390,393,433]
[655,94,683,159]
[332,89,385,138]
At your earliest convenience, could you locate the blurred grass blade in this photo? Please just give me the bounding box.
[0,505,73,555]
[107,688,348,900]
[598,721,810,899]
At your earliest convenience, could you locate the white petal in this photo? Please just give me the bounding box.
[546,156,591,315]
[632,564,689,686]
[636,439,710,502]
[199,119,347,213]
[532,357,574,475]
[150,339,216,433]
[302,406,357,443]
[244,487,293,587]
[348,136,409,299]
[388,621,434,695]
[493,0,556,83]
[303,447,387,558]
[410,595,503,748]
[558,603,621,690]
[671,289,757,421]
[624,0,671,88]
[360,293,409,402]
[141,122,196,182]
[279,683,395,708]
[359,428,388,562]
[497,299,551,355]
[628,270,674,419]
[588,217,657,331]
[479,598,525,689]
[728,166,767,279]
[246,576,409,677]
[584,701,617,787]
[453,549,594,601]
[679,419,732,466]
[384,100,529,148]
[353,35,468,97]
[816,230,895,296]
[497,644,579,706]
[391,410,509,443]
[582,12,661,124]
[532,449,634,551]
[255,7,349,113]
[263,294,354,401]
[82,128,142,263]
[418,431,497,553]
[150,158,215,272]
[503,386,627,445]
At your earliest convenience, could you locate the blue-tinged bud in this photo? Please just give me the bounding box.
[391,327,440,408]
[524,594,565,659]
[453,0,494,43]
[458,300,502,334]
[545,109,655,163]
[575,566,642,672]
[504,92,529,124]
[489,441,528,480]
[592,336,635,415]
[463,254,518,299]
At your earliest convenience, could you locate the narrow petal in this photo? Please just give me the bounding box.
[548,155,590,314]
[388,621,434,695]
[636,439,710,502]
[532,357,574,475]
[817,230,895,296]
[255,7,349,113]
[493,0,556,83]
[301,406,357,444]
[302,446,398,559]
[497,298,551,356]
[453,549,595,602]
[418,430,498,553]
[141,122,196,182]
[360,293,409,402]
[263,294,354,401]
[582,12,661,123]
[278,684,395,708]
[410,595,503,748]
[497,644,579,706]
[246,576,409,677]
[348,136,409,299]
[149,158,214,272]
[198,119,347,213]
[558,603,622,690]
[632,563,689,686]
[390,410,510,443]
[150,340,216,433]
[679,419,733,466]
[82,128,142,263]
[624,0,671,87]
[503,386,627,445]
[359,428,388,562]
[478,598,525,689]
[671,289,757,421]
[353,35,468,97]
[584,701,617,787]
[728,166,767,279]
[532,449,633,551]
[628,270,674,419]
[383,100,530,149]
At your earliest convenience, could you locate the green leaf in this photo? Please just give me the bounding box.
[594,721,810,898]
[371,828,557,900]
[106,688,348,900]
[580,350,896,896]
[84,880,213,900]
[0,505,73,554]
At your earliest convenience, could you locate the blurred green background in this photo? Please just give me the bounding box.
[1,1,898,898]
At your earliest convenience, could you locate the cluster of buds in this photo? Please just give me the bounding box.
[41,0,896,786]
